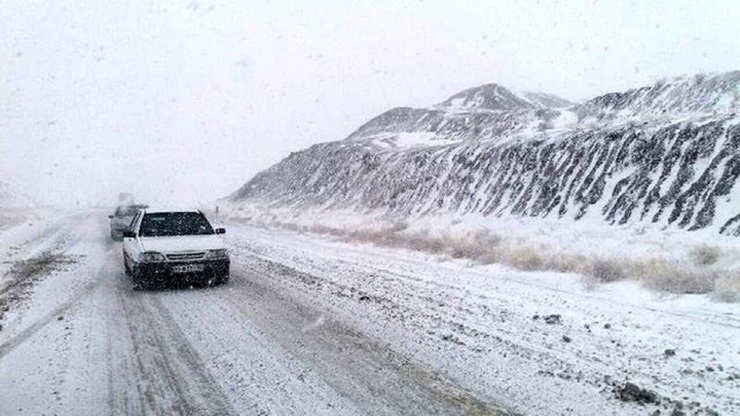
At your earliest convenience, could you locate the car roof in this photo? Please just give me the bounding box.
[113,204,147,213]
[143,207,202,214]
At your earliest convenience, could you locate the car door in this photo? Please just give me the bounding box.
[110,206,123,230]
[122,211,144,265]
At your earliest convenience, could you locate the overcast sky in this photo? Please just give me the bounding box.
[2,0,739,207]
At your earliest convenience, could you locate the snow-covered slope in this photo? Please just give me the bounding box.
[580,71,740,118]
[229,71,740,236]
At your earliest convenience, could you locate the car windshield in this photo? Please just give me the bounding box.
[139,212,214,237]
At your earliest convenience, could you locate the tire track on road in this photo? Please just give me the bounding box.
[107,274,237,416]
[221,260,513,416]
[0,280,97,361]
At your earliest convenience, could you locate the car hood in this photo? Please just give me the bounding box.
[139,235,226,253]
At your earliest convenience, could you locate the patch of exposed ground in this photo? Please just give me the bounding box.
[0,250,83,326]
[613,380,723,416]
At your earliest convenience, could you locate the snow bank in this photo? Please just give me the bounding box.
[220,203,740,301]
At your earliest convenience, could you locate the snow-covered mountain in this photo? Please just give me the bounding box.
[437,83,572,111]
[228,71,740,235]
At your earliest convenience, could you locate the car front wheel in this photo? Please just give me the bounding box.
[123,254,131,276]
[130,264,151,291]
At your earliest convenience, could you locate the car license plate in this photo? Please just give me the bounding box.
[172,264,204,273]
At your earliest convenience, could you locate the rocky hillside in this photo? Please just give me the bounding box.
[229,71,740,236]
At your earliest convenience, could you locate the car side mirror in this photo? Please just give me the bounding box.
[122,230,136,238]
[108,215,113,219]
[215,228,226,235]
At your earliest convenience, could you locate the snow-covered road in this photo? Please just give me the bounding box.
[0,212,503,415]
[0,211,738,415]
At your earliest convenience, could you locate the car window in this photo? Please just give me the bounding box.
[138,212,214,237]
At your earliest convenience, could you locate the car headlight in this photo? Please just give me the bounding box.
[140,251,166,263]
[205,249,228,259]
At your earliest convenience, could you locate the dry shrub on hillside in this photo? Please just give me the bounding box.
[465,231,502,264]
[690,245,720,266]
[407,233,447,254]
[269,219,738,301]
[633,259,719,294]
[280,222,306,233]
[553,254,588,273]
[387,221,409,233]
[445,230,502,261]
[308,224,341,235]
[346,228,389,244]
[473,247,502,265]
[447,237,476,259]
[713,274,740,302]
[585,259,626,283]
[505,246,545,271]
[338,224,579,273]
[354,226,505,262]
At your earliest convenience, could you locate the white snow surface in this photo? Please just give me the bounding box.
[0,181,36,210]
[359,132,443,149]
[226,221,740,415]
[222,203,740,270]
[1,210,738,415]
[229,204,740,414]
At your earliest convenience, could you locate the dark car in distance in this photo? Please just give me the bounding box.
[109,204,148,241]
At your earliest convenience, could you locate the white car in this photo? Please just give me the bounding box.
[122,208,230,290]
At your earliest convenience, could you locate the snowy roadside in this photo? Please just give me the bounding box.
[0,209,77,288]
[0,207,58,232]
[0,213,129,415]
[224,221,740,415]
[0,211,104,338]
[218,204,740,301]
